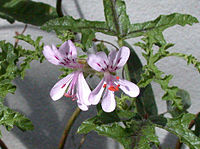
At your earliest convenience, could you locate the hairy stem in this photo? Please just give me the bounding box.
[77,134,87,149]
[0,139,8,149]
[58,107,81,149]
[56,0,64,17]
[14,24,27,48]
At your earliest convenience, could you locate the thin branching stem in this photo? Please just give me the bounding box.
[93,38,119,50]
[58,107,81,149]
[14,24,27,48]
[77,134,87,149]
[56,0,64,17]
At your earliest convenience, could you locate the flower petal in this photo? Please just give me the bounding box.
[88,78,105,105]
[76,94,89,111]
[59,40,77,59]
[87,52,108,72]
[101,89,116,112]
[77,102,89,111]
[108,50,117,66]
[77,72,91,106]
[113,46,130,69]
[43,45,60,65]
[50,73,74,101]
[117,79,140,97]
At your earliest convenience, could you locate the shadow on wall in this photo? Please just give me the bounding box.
[5,61,108,149]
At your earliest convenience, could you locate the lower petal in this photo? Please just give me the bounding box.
[88,78,105,105]
[77,72,91,106]
[76,93,88,111]
[50,73,74,101]
[101,90,116,112]
[117,79,140,97]
[77,100,88,111]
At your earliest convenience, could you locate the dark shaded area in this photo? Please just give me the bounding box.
[5,61,107,149]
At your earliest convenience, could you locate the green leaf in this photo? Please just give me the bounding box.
[15,34,45,78]
[194,113,200,137]
[0,12,14,23]
[41,16,114,50]
[96,42,109,55]
[167,89,191,117]
[0,103,34,131]
[78,119,132,149]
[81,30,95,50]
[134,124,159,149]
[167,53,200,73]
[124,120,159,149]
[122,41,158,117]
[135,38,184,110]
[126,13,199,40]
[0,80,16,98]
[154,114,200,149]
[0,0,58,26]
[103,0,131,36]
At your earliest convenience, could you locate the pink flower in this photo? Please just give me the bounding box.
[43,40,91,111]
[87,47,140,112]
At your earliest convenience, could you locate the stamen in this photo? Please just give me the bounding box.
[116,76,120,80]
[72,98,77,101]
[108,86,116,91]
[115,85,120,91]
[103,84,107,88]
[64,93,71,97]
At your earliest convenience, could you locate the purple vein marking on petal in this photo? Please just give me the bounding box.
[60,62,66,65]
[117,57,121,64]
[61,84,66,88]
[64,59,68,63]
[97,63,101,67]
[55,56,59,60]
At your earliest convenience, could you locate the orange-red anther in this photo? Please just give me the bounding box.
[108,86,116,91]
[64,93,71,97]
[103,84,107,88]
[116,76,120,80]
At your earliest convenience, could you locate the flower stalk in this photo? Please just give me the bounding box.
[58,107,81,149]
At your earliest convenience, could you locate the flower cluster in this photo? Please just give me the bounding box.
[43,40,140,112]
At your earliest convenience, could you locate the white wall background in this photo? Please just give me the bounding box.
[0,0,200,149]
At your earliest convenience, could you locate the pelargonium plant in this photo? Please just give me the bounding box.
[0,0,200,149]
